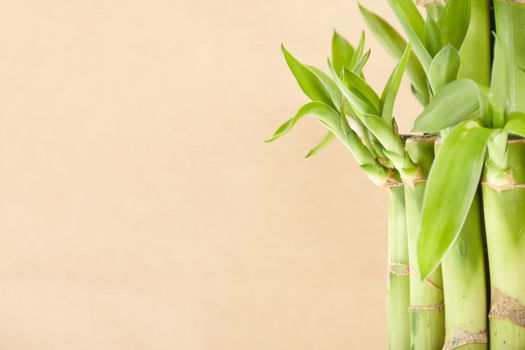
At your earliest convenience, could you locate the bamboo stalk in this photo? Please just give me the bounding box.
[387,184,411,349]
[483,140,525,349]
[441,194,488,350]
[404,137,445,350]
[439,2,491,347]
[484,1,525,347]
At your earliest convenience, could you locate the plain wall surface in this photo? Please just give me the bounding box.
[0,0,420,349]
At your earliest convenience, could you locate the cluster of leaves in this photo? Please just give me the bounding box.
[267,32,419,186]
[360,0,471,104]
[414,35,525,278]
[366,0,525,278]
[270,0,525,281]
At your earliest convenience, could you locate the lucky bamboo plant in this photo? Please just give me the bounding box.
[362,1,492,348]
[267,33,421,348]
[269,0,525,349]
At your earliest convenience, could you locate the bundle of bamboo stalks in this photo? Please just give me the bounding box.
[267,0,525,348]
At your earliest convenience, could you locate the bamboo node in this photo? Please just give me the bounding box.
[389,262,410,276]
[383,178,403,190]
[409,303,444,312]
[489,288,525,328]
[404,168,427,188]
[424,278,443,292]
[481,180,525,193]
[408,269,443,292]
[442,329,488,350]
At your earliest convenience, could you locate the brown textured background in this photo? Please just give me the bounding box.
[0,0,420,349]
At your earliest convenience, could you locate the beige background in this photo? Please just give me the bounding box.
[0,1,420,349]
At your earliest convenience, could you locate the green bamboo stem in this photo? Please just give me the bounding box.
[441,194,488,350]
[483,140,525,349]
[439,2,491,346]
[387,185,411,349]
[405,137,445,350]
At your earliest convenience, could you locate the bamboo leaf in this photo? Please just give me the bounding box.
[362,114,404,155]
[349,32,366,70]
[477,85,490,126]
[387,0,425,39]
[305,131,335,158]
[387,0,432,71]
[281,45,336,109]
[327,60,377,119]
[417,120,494,278]
[358,4,428,103]
[307,66,342,109]
[426,2,444,20]
[438,0,471,50]
[412,79,480,132]
[332,31,355,77]
[380,44,411,121]
[424,16,442,57]
[266,102,341,143]
[489,34,508,128]
[410,84,428,105]
[504,112,525,137]
[343,68,380,111]
[353,49,371,74]
[428,45,460,94]
[267,102,382,179]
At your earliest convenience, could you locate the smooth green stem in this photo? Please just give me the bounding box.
[441,194,488,350]
[387,185,411,349]
[458,0,491,86]
[404,138,445,350]
[405,182,445,350]
[483,140,525,349]
[430,137,489,349]
[494,0,525,112]
[442,1,491,345]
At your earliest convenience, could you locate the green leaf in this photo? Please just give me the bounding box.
[504,112,525,137]
[307,66,342,109]
[349,32,366,70]
[380,44,411,121]
[438,0,471,50]
[343,68,380,111]
[332,31,355,77]
[362,114,404,155]
[327,60,377,119]
[352,49,371,74]
[424,16,442,57]
[387,0,425,39]
[417,120,494,278]
[267,102,383,179]
[412,79,480,132]
[410,83,428,105]
[358,4,428,103]
[305,131,335,158]
[266,102,341,143]
[425,3,444,20]
[428,45,460,94]
[387,0,432,71]
[489,34,508,128]
[477,85,490,126]
[281,45,336,109]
